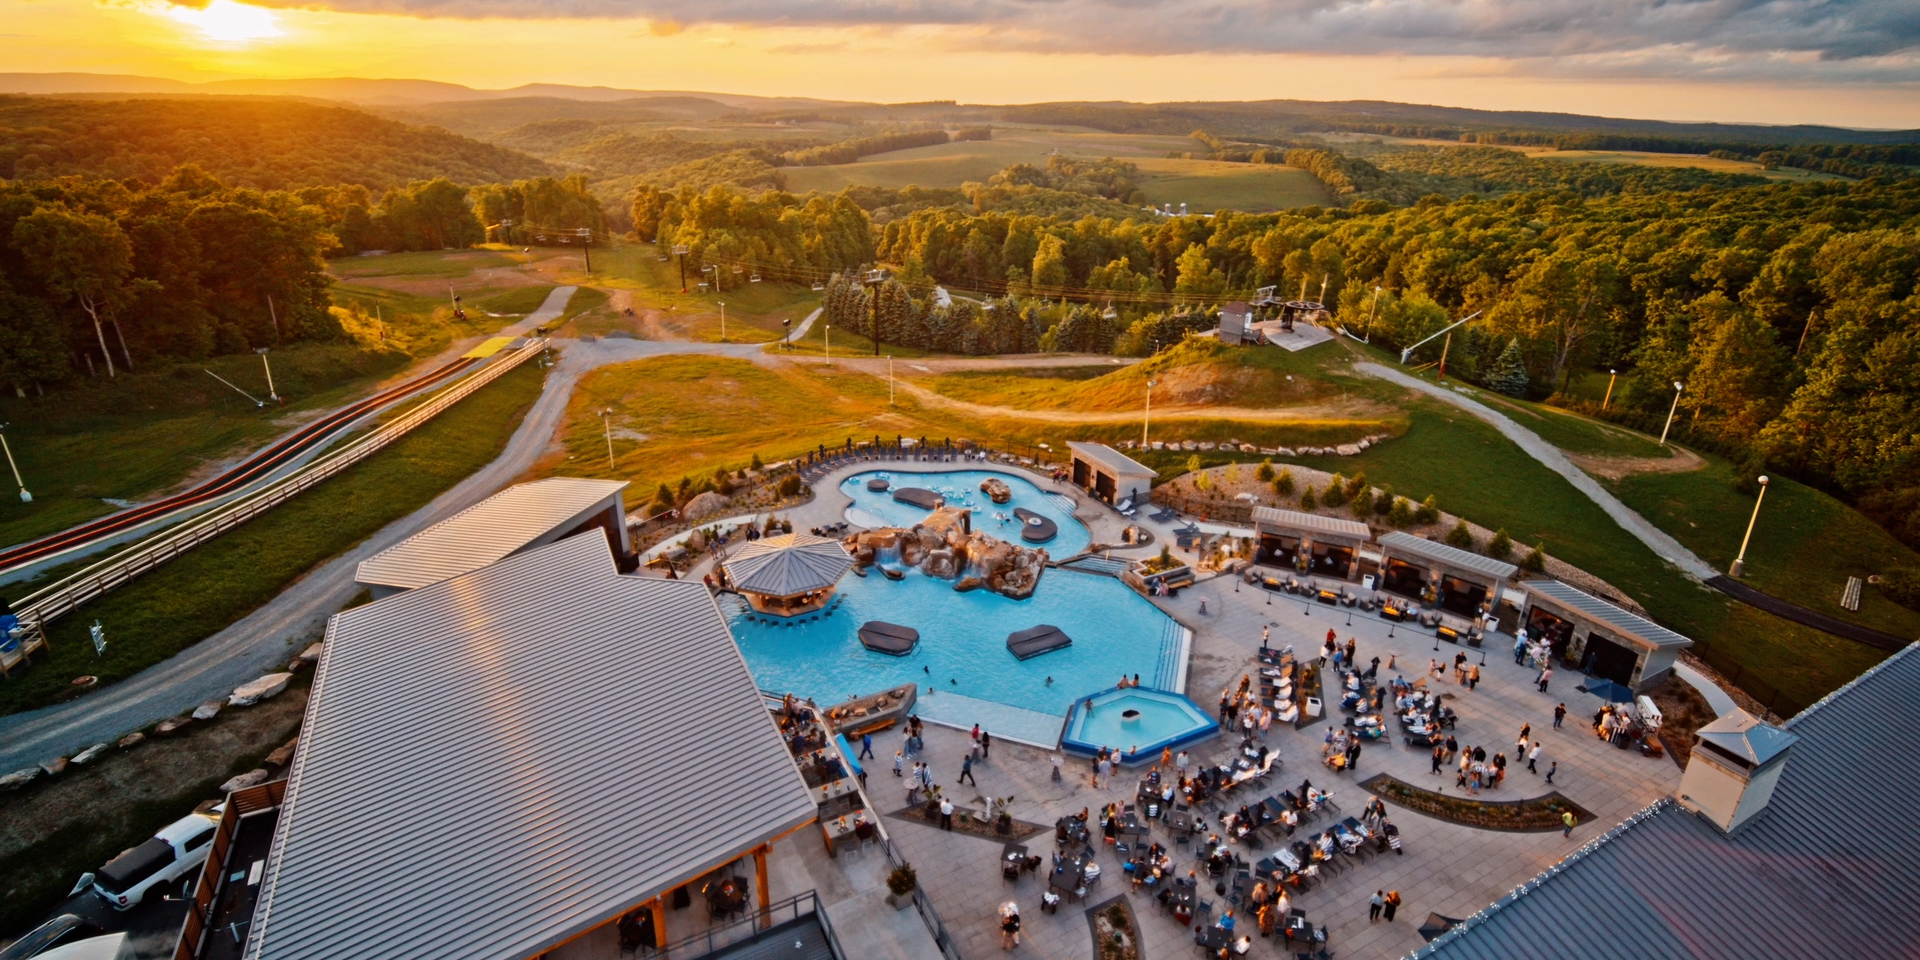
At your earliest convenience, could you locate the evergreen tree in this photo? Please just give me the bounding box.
[1521,544,1547,573]
[1273,468,1295,498]
[1415,495,1441,525]
[1256,459,1275,483]
[1445,520,1475,549]
[1485,337,1530,397]
[1486,528,1514,559]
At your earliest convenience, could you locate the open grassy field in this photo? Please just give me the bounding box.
[782,126,1329,212]
[561,243,821,343]
[0,343,413,550]
[1317,132,1845,182]
[924,339,1360,412]
[3,362,547,716]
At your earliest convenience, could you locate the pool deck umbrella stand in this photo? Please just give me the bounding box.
[723,533,853,616]
[858,621,920,655]
[1007,624,1072,660]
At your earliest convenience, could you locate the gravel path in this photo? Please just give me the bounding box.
[1354,361,1720,581]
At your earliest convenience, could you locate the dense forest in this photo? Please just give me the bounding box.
[0,97,553,190]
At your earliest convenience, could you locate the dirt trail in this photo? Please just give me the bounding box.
[1569,448,1707,479]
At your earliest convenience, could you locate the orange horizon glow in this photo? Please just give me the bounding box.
[1,0,1915,129]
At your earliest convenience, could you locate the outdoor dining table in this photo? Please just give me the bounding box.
[1284,919,1316,945]
[1168,810,1194,836]
[1196,925,1232,952]
[821,819,856,857]
[1167,880,1197,922]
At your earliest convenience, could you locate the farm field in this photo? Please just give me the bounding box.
[1316,131,1842,182]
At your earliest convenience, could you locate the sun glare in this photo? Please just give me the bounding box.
[165,0,282,43]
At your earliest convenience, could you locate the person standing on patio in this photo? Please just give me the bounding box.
[860,733,874,760]
[1431,745,1445,775]
[961,754,978,785]
[940,798,955,830]
[1562,810,1577,837]
[1384,890,1401,921]
[1538,664,1553,692]
[1369,890,1385,922]
[1554,703,1567,728]
[894,751,904,776]
[981,730,992,759]
[1528,743,1543,773]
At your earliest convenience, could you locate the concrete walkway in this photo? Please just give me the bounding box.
[1354,362,1719,581]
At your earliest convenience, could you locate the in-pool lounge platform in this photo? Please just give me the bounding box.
[1007,624,1072,660]
[858,620,920,655]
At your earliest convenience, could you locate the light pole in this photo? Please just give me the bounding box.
[1659,381,1684,446]
[1142,379,1158,447]
[887,354,895,406]
[1729,475,1770,578]
[1602,369,1618,410]
[598,408,616,471]
[0,425,30,502]
[719,302,726,342]
[782,318,792,350]
[824,325,831,366]
[255,347,280,403]
[1362,286,1381,343]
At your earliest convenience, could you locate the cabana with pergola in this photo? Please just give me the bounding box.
[1518,579,1693,690]
[1376,531,1518,620]
[1251,507,1371,578]
[723,533,853,616]
[1067,441,1157,508]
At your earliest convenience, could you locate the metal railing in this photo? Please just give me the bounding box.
[3,339,546,675]
[640,890,845,960]
[173,779,289,960]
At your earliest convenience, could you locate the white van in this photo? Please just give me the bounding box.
[86,811,220,910]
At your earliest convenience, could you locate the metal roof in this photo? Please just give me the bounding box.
[1377,531,1518,581]
[1522,579,1693,649]
[1409,642,1920,960]
[724,533,851,597]
[1251,506,1371,541]
[248,535,815,960]
[354,477,628,590]
[1067,442,1157,479]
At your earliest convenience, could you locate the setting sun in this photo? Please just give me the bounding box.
[163,0,281,43]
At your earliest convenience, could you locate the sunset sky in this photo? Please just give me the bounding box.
[6,0,1918,127]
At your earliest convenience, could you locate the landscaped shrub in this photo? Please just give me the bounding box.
[1521,544,1547,573]
[1256,458,1275,483]
[1373,484,1395,516]
[1299,486,1318,511]
[1273,468,1295,498]
[1882,567,1920,612]
[1388,497,1414,527]
[777,474,804,497]
[1414,495,1440,525]
[1344,472,1369,500]
[1486,528,1514,559]
[1321,474,1348,507]
[1445,520,1475,549]
[1350,488,1374,517]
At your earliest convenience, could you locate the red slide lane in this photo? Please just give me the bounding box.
[0,356,478,571]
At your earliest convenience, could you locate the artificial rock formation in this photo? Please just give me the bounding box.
[845,506,1047,599]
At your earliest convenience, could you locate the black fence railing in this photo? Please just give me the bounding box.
[639,890,844,960]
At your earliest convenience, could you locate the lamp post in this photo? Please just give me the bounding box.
[782,318,792,350]
[1658,381,1684,446]
[0,424,30,502]
[718,301,726,342]
[255,347,280,403]
[598,408,616,471]
[1729,476,1770,578]
[1602,368,1618,410]
[1142,379,1157,447]
[824,325,831,366]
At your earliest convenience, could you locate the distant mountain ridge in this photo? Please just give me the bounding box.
[0,72,850,110]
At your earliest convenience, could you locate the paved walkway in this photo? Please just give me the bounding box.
[1354,363,1719,581]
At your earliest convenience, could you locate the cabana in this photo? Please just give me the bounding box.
[1251,507,1371,578]
[1376,532,1517,619]
[1519,580,1693,690]
[724,533,853,617]
[1067,442,1156,508]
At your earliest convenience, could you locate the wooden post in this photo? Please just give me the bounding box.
[653,895,667,947]
[754,846,771,929]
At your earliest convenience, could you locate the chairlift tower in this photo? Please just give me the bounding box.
[863,268,888,355]
[672,244,691,292]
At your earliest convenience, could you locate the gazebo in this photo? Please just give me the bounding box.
[724,533,853,616]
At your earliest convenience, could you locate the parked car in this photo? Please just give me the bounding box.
[85,810,220,911]
[0,915,104,960]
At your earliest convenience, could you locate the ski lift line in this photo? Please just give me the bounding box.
[695,254,1297,309]
[1397,311,1483,365]
[204,368,265,407]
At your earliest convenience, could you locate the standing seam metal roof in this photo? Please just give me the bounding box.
[723,534,853,597]
[248,534,814,960]
[1251,506,1372,541]
[1377,531,1518,581]
[1066,442,1157,479]
[1409,642,1920,960]
[354,477,629,590]
[1522,579,1693,649]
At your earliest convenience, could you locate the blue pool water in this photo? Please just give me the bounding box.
[726,566,1177,721]
[1062,688,1219,762]
[840,469,1091,558]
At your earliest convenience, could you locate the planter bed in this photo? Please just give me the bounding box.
[1361,774,1595,832]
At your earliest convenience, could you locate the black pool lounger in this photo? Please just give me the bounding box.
[859,620,920,655]
[1007,624,1072,660]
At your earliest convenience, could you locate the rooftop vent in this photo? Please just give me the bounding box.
[1675,708,1797,835]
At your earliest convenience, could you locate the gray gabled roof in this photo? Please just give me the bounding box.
[355,477,628,590]
[248,535,814,960]
[1251,506,1371,541]
[1408,642,1920,960]
[1523,579,1692,649]
[1067,441,1157,480]
[1694,709,1798,767]
[724,533,851,597]
[1378,531,1518,580]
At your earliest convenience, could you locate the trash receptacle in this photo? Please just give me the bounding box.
[1304,696,1323,719]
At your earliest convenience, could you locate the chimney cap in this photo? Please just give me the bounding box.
[1695,709,1798,767]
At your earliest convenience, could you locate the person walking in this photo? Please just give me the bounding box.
[1554,703,1567,729]
[960,754,978,785]
[1538,664,1553,692]
[1431,745,1445,775]
[1369,890,1385,922]
[1383,890,1401,922]
[1546,761,1557,785]
[1000,906,1021,949]
[941,798,955,831]
[1513,631,1528,665]
[1561,810,1576,838]
[1468,664,1480,691]
[1528,743,1542,774]
[860,733,874,760]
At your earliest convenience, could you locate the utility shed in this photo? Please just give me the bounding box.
[1410,641,1920,960]
[354,477,631,597]
[247,534,817,960]
[1068,442,1156,507]
[1518,579,1693,691]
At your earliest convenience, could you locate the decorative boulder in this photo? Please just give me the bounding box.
[265,737,300,768]
[117,732,146,750]
[229,673,293,707]
[923,548,960,579]
[193,700,224,721]
[0,768,40,791]
[71,743,110,766]
[154,717,193,737]
[220,769,271,794]
[39,757,67,777]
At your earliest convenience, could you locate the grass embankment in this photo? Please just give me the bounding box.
[927,339,1353,412]
[2,362,546,716]
[0,344,412,549]
[566,244,819,343]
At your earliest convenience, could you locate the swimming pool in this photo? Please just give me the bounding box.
[725,565,1187,745]
[840,469,1091,558]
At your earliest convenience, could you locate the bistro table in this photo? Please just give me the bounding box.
[1168,809,1194,837]
[1050,850,1093,902]
[1197,925,1231,952]
[1002,843,1030,881]
[821,818,856,857]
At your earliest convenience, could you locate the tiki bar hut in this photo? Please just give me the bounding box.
[723,533,853,616]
